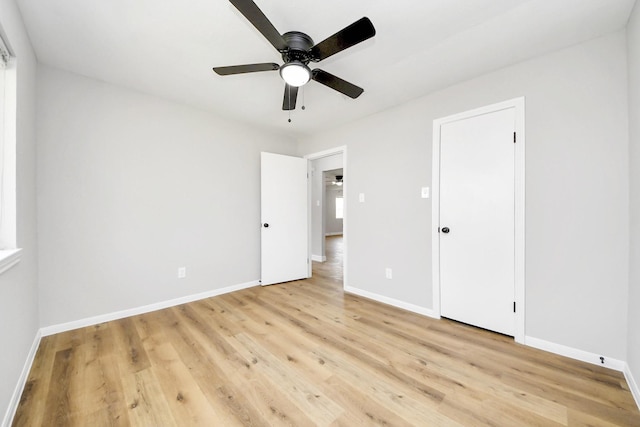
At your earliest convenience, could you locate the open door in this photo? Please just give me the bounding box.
[261,152,309,285]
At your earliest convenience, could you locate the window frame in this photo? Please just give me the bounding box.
[0,29,21,273]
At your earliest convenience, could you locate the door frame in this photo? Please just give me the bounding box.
[432,97,525,343]
[304,146,347,287]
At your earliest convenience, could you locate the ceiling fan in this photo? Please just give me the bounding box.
[213,0,376,111]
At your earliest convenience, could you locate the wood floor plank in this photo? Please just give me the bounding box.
[231,332,344,425]
[118,368,177,427]
[151,307,266,426]
[249,287,448,404]
[110,317,152,374]
[196,296,335,383]
[42,348,74,426]
[310,346,460,426]
[81,323,131,426]
[323,375,416,426]
[12,335,57,427]
[140,338,221,425]
[137,310,242,426]
[11,236,640,426]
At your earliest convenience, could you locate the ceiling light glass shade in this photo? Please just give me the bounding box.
[280,61,311,87]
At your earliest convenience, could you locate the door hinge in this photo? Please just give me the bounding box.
[513,132,516,143]
[513,301,516,312]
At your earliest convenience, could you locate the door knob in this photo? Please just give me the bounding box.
[441,227,450,233]
[263,223,269,228]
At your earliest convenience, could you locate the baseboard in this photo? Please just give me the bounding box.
[311,255,326,262]
[624,363,640,410]
[524,336,626,371]
[344,285,438,319]
[2,329,42,427]
[325,232,343,237]
[40,280,259,336]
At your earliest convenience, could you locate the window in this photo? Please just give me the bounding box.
[335,197,344,219]
[0,30,20,273]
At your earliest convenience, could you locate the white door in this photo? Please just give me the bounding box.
[439,107,515,336]
[261,152,309,286]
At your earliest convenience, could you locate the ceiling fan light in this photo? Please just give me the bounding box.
[280,61,311,87]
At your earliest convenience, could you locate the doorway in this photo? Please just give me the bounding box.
[305,147,347,287]
[321,169,344,283]
[432,98,525,343]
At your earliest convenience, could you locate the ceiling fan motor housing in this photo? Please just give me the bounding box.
[281,31,314,64]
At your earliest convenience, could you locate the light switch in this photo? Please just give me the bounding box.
[359,193,365,203]
[316,200,320,206]
[421,187,430,199]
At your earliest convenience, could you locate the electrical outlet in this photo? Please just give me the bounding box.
[178,267,186,279]
[359,193,365,203]
[421,187,430,198]
[385,268,392,279]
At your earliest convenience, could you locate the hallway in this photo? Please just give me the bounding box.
[312,235,343,284]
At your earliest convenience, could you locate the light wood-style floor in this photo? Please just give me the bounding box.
[13,236,640,426]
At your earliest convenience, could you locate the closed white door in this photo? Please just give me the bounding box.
[439,108,515,336]
[261,152,309,286]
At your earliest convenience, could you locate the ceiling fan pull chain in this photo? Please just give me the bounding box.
[302,86,306,111]
[287,85,292,123]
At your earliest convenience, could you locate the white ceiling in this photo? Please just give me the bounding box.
[16,0,636,137]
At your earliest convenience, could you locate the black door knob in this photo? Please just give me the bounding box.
[263,223,269,228]
[441,227,450,233]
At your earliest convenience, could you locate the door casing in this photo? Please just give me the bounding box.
[432,98,525,343]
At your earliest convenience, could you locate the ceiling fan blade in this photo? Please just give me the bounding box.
[310,17,376,62]
[312,69,364,99]
[282,84,299,110]
[229,0,287,51]
[213,63,279,75]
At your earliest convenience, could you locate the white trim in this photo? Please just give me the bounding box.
[0,248,21,275]
[345,285,438,319]
[432,97,526,344]
[2,330,42,427]
[0,54,17,249]
[325,232,343,237]
[624,364,640,410]
[304,146,347,288]
[311,255,326,262]
[303,146,347,160]
[0,32,12,67]
[525,336,625,371]
[40,280,259,336]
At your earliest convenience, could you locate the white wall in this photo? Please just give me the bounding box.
[0,0,39,423]
[325,186,343,235]
[310,154,342,260]
[627,0,640,394]
[37,66,297,327]
[299,32,630,360]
